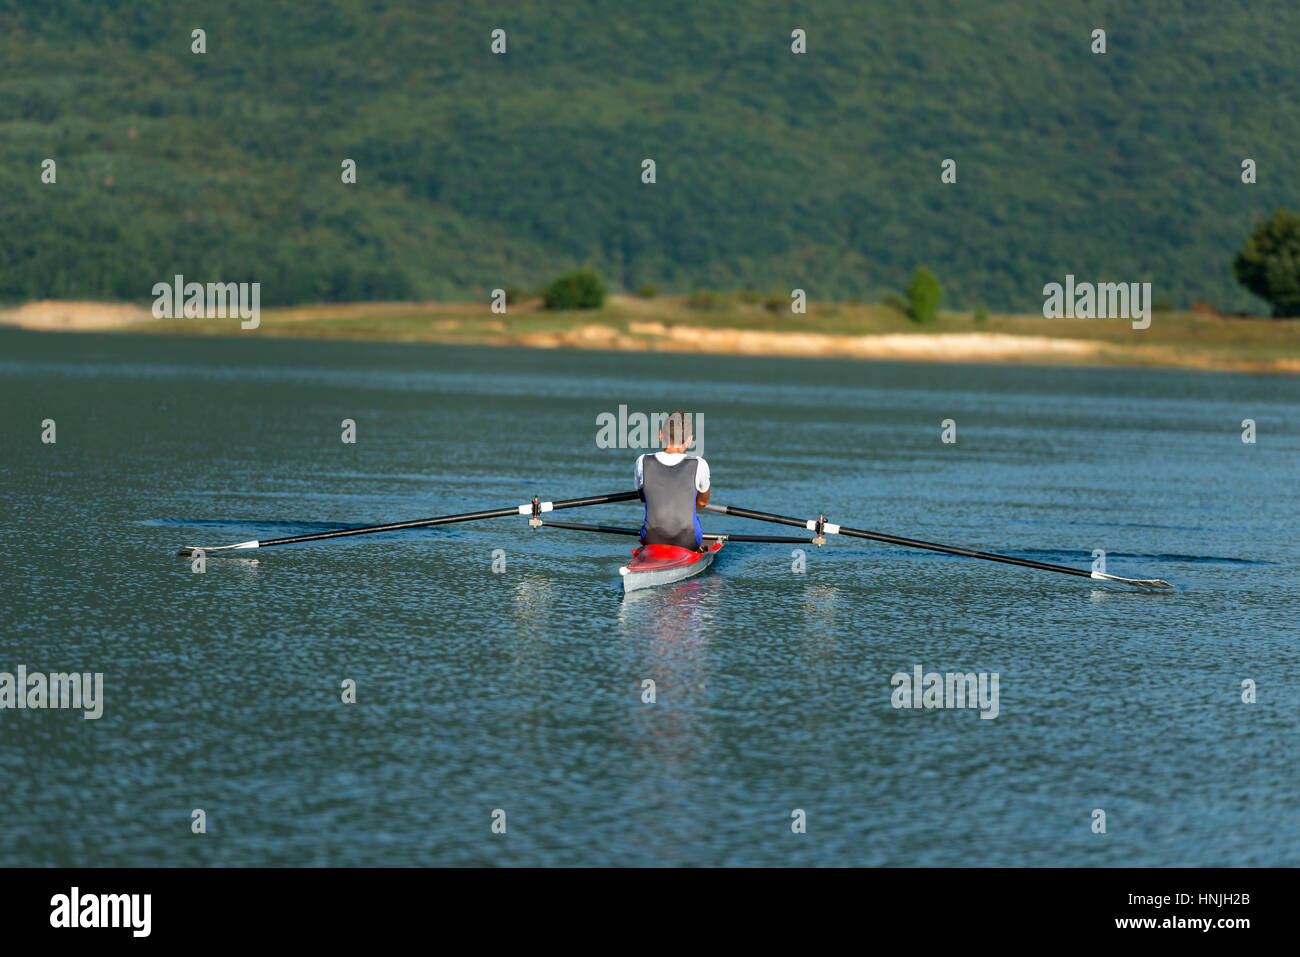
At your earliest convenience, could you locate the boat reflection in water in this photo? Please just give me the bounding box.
[612,574,727,863]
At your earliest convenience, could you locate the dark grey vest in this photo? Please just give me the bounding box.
[642,456,701,549]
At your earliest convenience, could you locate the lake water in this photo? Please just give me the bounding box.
[1,327,1297,866]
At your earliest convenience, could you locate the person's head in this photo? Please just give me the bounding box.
[659,411,693,453]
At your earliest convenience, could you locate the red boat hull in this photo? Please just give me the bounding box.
[620,541,723,592]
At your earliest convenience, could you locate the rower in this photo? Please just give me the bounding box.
[634,411,710,551]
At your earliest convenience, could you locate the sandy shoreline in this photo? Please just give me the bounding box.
[0,300,158,331]
[516,320,1106,363]
[3,299,1297,374]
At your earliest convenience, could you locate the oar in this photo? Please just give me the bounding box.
[176,490,642,557]
[539,520,820,544]
[705,504,1174,589]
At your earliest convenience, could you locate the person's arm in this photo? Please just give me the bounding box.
[695,457,710,509]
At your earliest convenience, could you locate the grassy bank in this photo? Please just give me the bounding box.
[3,296,1298,374]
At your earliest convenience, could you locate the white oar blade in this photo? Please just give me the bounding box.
[176,540,259,557]
[1090,571,1174,589]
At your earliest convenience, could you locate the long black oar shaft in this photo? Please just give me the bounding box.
[838,525,1092,577]
[178,490,641,556]
[706,504,1172,588]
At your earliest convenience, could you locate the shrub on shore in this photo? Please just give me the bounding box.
[905,268,942,323]
[1233,208,1300,317]
[541,268,607,310]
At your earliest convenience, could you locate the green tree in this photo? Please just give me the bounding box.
[1233,209,1300,317]
[542,268,607,310]
[905,267,942,323]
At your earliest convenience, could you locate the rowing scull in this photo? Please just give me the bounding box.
[176,488,1174,591]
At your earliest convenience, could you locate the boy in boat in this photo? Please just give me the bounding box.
[634,411,710,551]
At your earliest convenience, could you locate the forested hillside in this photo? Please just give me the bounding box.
[2,0,1298,310]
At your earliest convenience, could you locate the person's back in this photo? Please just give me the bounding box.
[634,411,710,550]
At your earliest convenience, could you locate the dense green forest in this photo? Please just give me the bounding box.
[2,0,1298,311]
